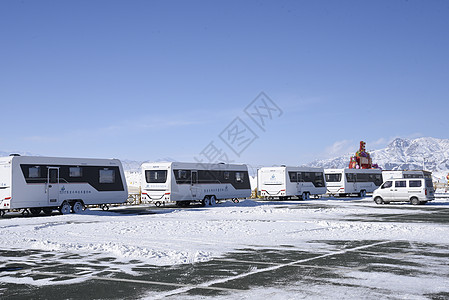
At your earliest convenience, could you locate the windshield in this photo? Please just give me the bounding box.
[145,170,167,183]
[325,173,342,182]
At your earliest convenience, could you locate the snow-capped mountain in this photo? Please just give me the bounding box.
[308,137,449,182]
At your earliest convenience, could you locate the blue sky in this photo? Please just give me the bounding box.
[1,0,448,167]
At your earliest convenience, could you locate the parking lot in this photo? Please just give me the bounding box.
[1,197,449,299]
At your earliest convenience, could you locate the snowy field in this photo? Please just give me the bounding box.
[1,196,449,299]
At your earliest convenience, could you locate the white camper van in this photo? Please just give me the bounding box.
[258,166,326,200]
[140,162,251,206]
[325,168,383,197]
[0,155,128,217]
[373,178,434,205]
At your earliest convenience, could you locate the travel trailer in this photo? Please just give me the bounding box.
[373,178,434,205]
[325,168,383,197]
[0,155,128,217]
[257,166,326,200]
[382,170,432,180]
[140,162,251,206]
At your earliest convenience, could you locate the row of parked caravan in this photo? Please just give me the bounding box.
[0,155,435,217]
[257,166,435,205]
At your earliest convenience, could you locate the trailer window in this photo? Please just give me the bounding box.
[325,174,341,182]
[289,172,297,182]
[28,166,41,178]
[374,174,383,186]
[409,180,422,188]
[69,167,82,178]
[235,172,244,183]
[346,173,356,182]
[99,169,115,184]
[174,169,191,184]
[224,172,230,180]
[145,170,167,183]
[313,172,325,187]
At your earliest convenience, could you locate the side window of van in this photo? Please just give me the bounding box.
[395,181,406,188]
[382,181,392,189]
[409,180,422,188]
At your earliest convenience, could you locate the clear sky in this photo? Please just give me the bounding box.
[1,0,448,168]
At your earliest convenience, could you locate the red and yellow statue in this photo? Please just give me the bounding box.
[349,141,378,169]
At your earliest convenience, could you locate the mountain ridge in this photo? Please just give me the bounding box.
[308,137,449,181]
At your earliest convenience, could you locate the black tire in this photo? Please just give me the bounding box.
[201,196,210,207]
[30,207,42,216]
[410,197,420,205]
[374,197,383,205]
[0,210,5,218]
[42,207,53,216]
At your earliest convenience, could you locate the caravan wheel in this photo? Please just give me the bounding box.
[0,210,4,218]
[30,207,41,216]
[210,196,217,206]
[43,207,53,216]
[202,196,210,207]
[302,192,310,200]
[59,202,71,215]
[72,201,84,214]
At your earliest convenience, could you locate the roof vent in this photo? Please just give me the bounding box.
[9,154,21,156]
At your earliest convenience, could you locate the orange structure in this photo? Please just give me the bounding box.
[349,141,378,169]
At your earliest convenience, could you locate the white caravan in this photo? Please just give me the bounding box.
[0,155,128,217]
[382,170,432,180]
[140,162,251,206]
[258,166,326,200]
[325,168,383,197]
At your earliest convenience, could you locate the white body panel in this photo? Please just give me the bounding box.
[373,178,435,204]
[141,162,251,203]
[0,156,128,212]
[325,168,383,196]
[257,166,326,199]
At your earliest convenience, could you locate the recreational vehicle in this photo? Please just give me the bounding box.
[325,168,383,197]
[0,155,128,217]
[258,166,326,200]
[382,170,432,180]
[140,162,251,206]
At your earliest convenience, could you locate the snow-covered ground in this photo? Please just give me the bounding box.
[1,197,449,299]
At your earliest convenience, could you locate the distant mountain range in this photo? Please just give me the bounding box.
[3,137,449,182]
[308,137,449,182]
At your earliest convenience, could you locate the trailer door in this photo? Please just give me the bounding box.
[191,171,198,199]
[47,167,60,205]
